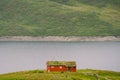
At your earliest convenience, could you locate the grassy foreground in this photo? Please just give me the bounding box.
[0,69,120,80]
[0,0,120,36]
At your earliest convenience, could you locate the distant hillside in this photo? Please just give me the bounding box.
[0,69,120,80]
[0,0,120,36]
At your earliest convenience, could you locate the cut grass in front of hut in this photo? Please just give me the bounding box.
[0,69,120,80]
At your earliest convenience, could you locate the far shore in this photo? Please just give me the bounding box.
[0,36,120,41]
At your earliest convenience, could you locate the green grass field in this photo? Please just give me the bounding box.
[0,0,120,36]
[0,69,120,80]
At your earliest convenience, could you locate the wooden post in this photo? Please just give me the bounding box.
[66,67,69,79]
[94,74,99,80]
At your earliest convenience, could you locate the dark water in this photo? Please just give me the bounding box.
[0,41,120,74]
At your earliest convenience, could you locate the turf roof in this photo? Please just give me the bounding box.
[47,61,76,67]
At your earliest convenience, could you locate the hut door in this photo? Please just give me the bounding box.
[67,67,71,71]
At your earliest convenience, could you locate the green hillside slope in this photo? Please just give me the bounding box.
[0,0,120,36]
[0,69,120,80]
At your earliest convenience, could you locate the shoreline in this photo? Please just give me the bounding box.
[0,36,120,41]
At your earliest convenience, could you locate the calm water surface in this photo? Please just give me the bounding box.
[0,41,120,74]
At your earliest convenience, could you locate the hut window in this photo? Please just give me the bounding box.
[51,66,54,68]
[59,66,62,69]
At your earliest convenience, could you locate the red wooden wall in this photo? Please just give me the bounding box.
[47,65,76,72]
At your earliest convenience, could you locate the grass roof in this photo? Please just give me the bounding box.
[47,61,76,67]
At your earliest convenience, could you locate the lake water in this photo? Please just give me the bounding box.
[0,41,120,74]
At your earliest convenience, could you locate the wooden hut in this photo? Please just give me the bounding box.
[46,61,76,72]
